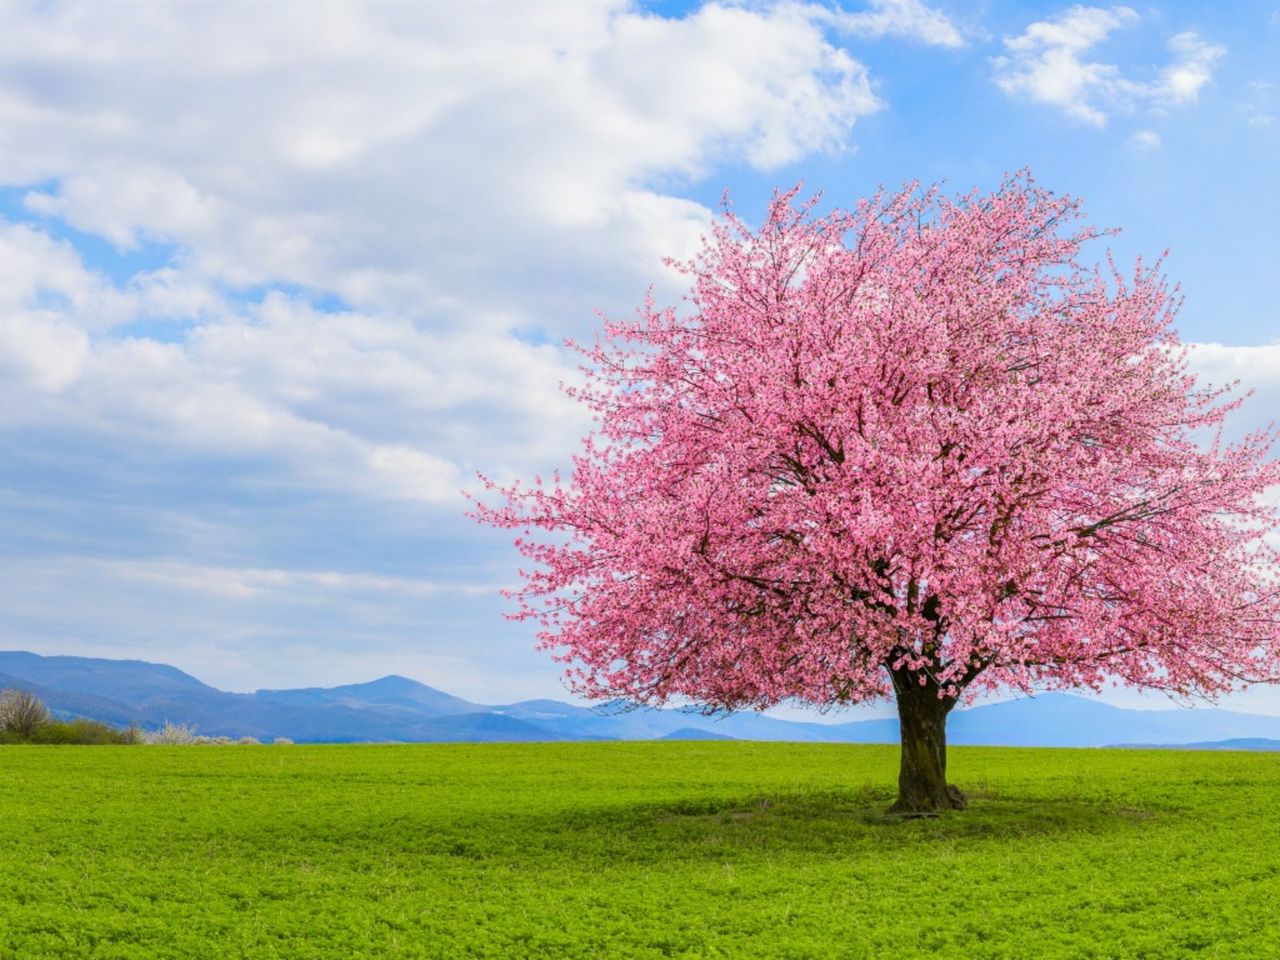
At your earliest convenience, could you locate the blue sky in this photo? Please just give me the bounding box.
[0,0,1277,717]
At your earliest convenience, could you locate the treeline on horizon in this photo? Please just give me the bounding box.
[0,688,291,746]
[0,688,139,744]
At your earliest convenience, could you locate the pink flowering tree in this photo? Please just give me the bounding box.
[474,174,1280,815]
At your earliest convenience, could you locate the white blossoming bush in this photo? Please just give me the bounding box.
[0,689,51,738]
[142,723,271,744]
[144,721,198,745]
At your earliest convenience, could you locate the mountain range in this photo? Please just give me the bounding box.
[3,650,1280,748]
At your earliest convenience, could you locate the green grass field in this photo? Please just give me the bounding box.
[1,742,1278,959]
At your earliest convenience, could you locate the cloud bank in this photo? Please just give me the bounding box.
[993,5,1224,126]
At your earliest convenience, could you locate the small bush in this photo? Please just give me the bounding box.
[145,721,198,745]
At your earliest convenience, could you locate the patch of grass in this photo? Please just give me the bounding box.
[0,742,1277,958]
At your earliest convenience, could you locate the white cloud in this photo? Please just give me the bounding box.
[1185,341,1280,444]
[1187,341,1280,391]
[0,2,887,515]
[0,241,584,504]
[0,1,879,314]
[1129,129,1161,149]
[0,0,888,508]
[813,0,964,48]
[993,6,1224,126]
[97,558,496,601]
[1157,31,1225,106]
[0,222,134,329]
[0,222,114,390]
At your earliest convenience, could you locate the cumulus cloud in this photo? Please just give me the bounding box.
[1158,31,1226,106]
[0,1,880,315]
[993,5,1224,126]
[0,239,587,505]
[0,2,888,507]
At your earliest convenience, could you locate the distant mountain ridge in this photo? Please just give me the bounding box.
[255,674,479,716]
[3,650,1280,747]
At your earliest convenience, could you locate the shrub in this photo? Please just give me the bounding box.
[136,725,280,745]
[29,719,137,745]
[0,689,51,738]
[141,725,267,745]
[145,721,198,745]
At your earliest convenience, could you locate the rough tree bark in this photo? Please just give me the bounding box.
[887,669,968,816]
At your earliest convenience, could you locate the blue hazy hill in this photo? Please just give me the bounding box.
[4,650,1280,746]
[0,652,216,707]
[937,693,1280,747]
[661,727,736,741]
[255,674,479,716]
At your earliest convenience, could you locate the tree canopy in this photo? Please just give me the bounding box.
[475,173,1280,812]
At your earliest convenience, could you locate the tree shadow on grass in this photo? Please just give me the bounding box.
[636,787,1152,836]
[411,788,1168,867]
[217,785,1168,871]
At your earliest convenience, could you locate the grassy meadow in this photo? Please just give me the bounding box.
[1,741,1277,958]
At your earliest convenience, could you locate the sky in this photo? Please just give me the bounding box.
[0,0,1277,718]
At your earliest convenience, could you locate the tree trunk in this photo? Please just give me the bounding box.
[887,673,968,817]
